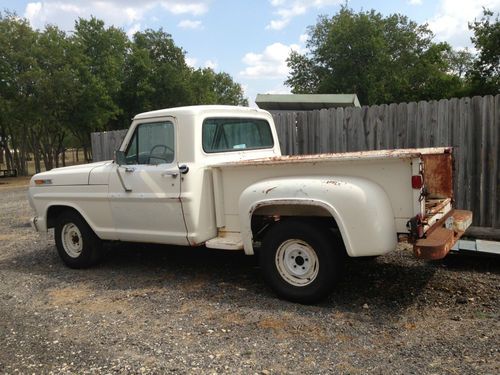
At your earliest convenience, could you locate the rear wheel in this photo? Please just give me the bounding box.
[55,210,102,268]
[259,219,343,304]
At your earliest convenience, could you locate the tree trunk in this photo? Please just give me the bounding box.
[83,146,90,163]
[4,146,13,170]
[33,150,41,174]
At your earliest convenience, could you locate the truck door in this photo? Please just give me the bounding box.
[108,118,189,245]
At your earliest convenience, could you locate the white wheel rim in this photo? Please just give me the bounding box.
[61,223,83,258]
[275,239,319,287]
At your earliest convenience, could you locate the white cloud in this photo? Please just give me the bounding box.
[126,23,141,38]
[266,0,342,30]
[185,57,198,67]
[240,42,302,79]
[23,1,210,31]
[178,19,203,29]
[428,0,500,48]
[408,0,423,5]
[161,2,208,15]
[299,33,308,43]
[204,59,218,69]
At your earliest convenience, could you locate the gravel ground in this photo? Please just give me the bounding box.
[0,185,498,374]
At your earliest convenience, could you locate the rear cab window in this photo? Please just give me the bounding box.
[202,117,274,153]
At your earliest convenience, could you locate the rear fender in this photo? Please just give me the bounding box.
[239,176,397,256]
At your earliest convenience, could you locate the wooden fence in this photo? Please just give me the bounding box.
[274,95,499,230]
[91,129,127,162]
[91,94,499,230]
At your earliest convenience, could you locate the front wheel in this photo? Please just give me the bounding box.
[259,220,343,304]
[55,210,102,269]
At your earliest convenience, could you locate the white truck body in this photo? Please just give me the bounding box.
[28,105,472,303]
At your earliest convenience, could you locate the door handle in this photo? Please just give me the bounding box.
[162,170,178,178]
[125,166,135,173]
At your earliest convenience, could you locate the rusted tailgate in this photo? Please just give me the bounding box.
[422,152,453,199]
[414,210,473,260]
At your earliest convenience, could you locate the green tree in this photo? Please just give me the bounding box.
[0,12,38,174]
[31,25,77,171]
[467,9,500,95]
[189,68,248,106]
[211,71,248,106]
[286,7,462,105]
[118,28,192,127]
[69,17,128,160]
[119,30,248,128]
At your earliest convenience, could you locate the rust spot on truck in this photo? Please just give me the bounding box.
[324,180,341,185]
[422,153,454,199]
[413,210,472,260]
[214,147,453,167]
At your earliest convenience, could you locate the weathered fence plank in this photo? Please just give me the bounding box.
[91,129,128,162]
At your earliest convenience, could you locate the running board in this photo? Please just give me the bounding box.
[205,232,244,250]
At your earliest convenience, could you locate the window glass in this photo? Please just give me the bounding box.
[202,118,274,153]
[125,121,175,165]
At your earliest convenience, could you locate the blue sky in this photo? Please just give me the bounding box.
[3,0,500,105]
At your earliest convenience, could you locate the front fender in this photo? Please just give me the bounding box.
[239,176,397,257]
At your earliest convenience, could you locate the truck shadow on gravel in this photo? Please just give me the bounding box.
[2,242,498,322]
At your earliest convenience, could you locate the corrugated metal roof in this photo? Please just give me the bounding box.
[255,94,361,110]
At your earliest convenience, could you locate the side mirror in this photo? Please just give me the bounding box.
[115,150,126,165]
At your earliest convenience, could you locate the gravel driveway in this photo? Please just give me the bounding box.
[0,185,498,374]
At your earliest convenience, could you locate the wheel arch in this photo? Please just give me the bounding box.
[246,199,351,255]
[46,203,98,237]
[238,176,397,257]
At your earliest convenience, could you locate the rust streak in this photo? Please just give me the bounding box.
[214,147,453,168]
[422,153,453,199]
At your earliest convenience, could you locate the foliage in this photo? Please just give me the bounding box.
[286,6,475,105]
[0,14,248,174]
[467,9,500,95]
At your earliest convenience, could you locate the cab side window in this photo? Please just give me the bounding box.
[125,121,175,165]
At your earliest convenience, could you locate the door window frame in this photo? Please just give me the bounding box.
[123,118,176,166]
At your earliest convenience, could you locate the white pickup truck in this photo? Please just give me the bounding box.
[29,105,472,303]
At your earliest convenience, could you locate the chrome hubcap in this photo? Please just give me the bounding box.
[61,223,83,258]
[275,239,319,287]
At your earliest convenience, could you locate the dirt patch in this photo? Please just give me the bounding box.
[0,176,31,190]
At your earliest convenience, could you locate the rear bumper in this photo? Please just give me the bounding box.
[413,209,473,260]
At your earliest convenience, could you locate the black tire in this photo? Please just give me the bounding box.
[54,210,102,269]
[259,219,344,304]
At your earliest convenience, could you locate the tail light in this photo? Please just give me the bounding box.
[411,175,423,189]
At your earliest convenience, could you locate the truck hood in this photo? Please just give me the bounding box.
[30,161,112,186]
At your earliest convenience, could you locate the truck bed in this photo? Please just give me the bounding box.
[211,147,455,252]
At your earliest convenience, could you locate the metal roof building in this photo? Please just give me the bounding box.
[255,94,361,111]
